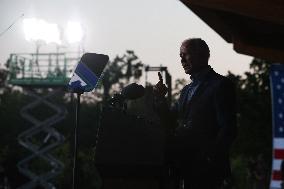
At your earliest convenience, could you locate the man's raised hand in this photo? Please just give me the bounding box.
[154,72,168,97]
[158,72,163,83]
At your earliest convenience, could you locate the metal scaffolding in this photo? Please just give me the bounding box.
[7,52,78,87]
[7,52,78,189]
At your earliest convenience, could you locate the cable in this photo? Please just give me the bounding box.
[0,13,24,37]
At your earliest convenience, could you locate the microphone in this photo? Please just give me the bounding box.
[121,83,145,100]
[108,83,145,108]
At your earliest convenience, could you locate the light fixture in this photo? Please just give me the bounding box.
[65,21,84,44]
[23,18,61,44]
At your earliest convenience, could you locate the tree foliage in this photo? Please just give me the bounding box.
[228,58,273,188]
[230,58,272,158]
[101,50,143,100]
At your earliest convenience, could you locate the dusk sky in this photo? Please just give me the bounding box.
[0,0,252,83]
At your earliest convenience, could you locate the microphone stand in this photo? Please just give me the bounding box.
[73,90,83,189]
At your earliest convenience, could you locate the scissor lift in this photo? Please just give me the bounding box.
[7,52,78,189]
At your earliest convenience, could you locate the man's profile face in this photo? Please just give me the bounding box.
[180,44,199,75]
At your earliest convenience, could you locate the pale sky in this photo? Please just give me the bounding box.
[0,0,252,83]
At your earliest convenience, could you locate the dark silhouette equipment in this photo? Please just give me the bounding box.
[121,83,145,100]
[95,90,167,189]
[108,83,145,110]
[69,53,109,189]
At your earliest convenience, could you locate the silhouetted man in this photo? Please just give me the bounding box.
[154,38,237,189]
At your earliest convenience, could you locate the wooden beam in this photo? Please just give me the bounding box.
[181,0,284,24]
[188,5,233,43]
[233,37,284,62]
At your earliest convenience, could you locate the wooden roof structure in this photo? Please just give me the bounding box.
[180,0,284,62]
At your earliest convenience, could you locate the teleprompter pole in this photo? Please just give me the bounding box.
[73,92,82,189]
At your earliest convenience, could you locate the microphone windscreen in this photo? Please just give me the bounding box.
[121,83,145,100]
[68,53,109,92]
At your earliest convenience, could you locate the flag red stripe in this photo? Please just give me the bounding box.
[273,170,282,180]
[274,149,284,159]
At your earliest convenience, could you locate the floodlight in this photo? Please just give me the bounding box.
[65,21,84,44]
[23,18,61,44]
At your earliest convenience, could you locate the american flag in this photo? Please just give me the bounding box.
[270,64,284,189]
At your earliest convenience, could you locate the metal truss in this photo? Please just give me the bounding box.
[17,88,67,189]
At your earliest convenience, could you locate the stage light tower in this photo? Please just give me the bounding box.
[65,21,85,57]
[23,18,61,44]
[23,18,61,64]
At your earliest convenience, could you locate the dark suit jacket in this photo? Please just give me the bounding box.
[155,68,237,179]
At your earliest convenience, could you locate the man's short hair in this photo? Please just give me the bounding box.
[181,38,210,60]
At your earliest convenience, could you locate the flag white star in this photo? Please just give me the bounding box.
[277,85,281,90]
[274,71,279,76]
[279,127,284,132]
[279,113,283,119]
[278,98,283,104]
[281,78,284,83]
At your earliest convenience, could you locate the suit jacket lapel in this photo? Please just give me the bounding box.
[188,80,209,105]
[179,69,215,118]
[179,81,205,115]
[183,70,213,117]
[188,69,214,105]
[179,84,190,113]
